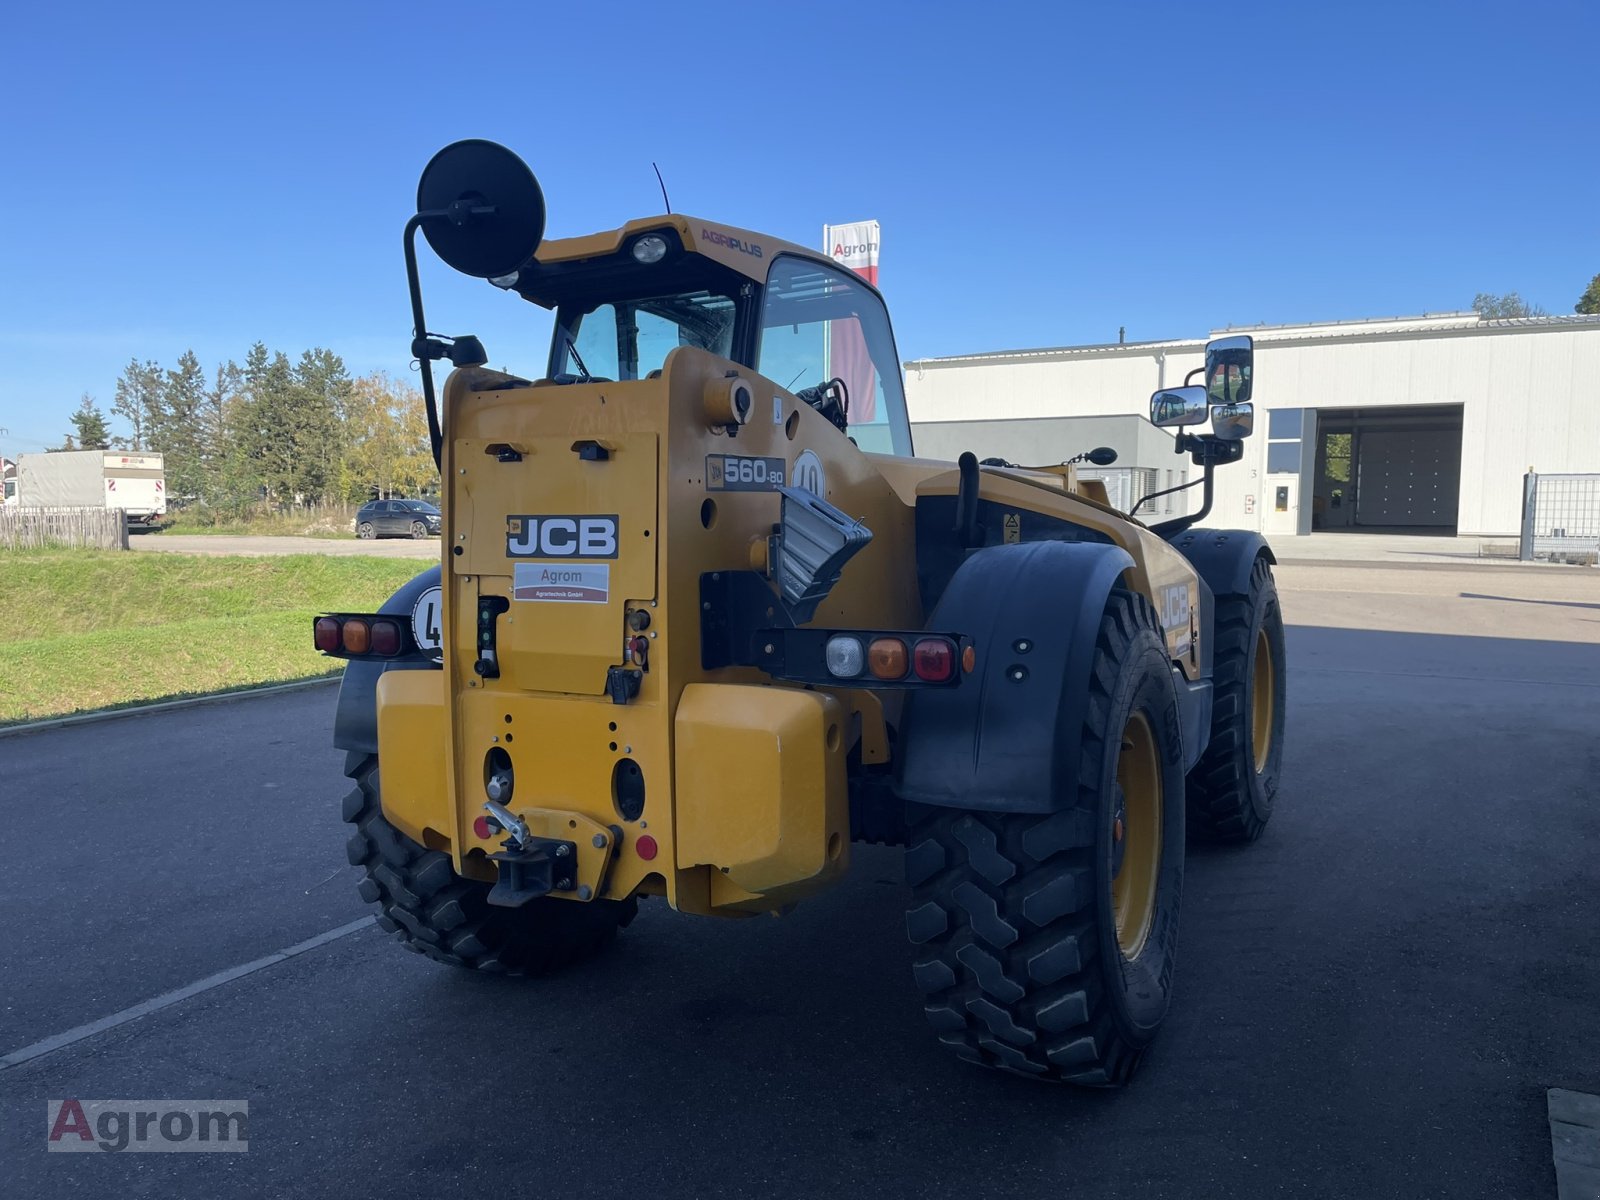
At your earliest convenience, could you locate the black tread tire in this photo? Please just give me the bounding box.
[906,586,1186,1085]
[357,522,375,539]
[341,752,636,974]
[409,520,428,539]
[1185,555,1286,843]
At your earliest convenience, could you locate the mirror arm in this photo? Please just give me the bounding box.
[1129,466,1204,518]
[1184,367,1205,387]
[405,212,448,470]
[1150,457,1214,536]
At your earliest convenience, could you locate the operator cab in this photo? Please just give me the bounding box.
[505,222,915,456]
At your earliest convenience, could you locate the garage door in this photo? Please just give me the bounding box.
[1356,429,1462,527]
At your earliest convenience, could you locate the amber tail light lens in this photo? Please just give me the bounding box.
[868,637,909,679]
[341,619,371,655]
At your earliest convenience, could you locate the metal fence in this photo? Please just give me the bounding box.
[0,507,129,551]
[1520,473,1600,564]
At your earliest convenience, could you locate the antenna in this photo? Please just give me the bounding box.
[652,162,671,214]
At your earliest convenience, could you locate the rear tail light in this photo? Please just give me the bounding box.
[313,614,414,658]
[341,619,371,655]
[912,638,956,682]
[867,637,908,680]
[824,635,865,677]
[369,620,401,656]
[313,617,342,653]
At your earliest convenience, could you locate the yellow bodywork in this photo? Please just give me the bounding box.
[374,241,1204,919]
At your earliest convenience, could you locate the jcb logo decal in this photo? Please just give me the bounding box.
[1158,584,1191,630]
[506,515,619,559]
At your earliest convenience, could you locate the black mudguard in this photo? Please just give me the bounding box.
[332,566,442,756]
[1166,528,1275,677]
[1166,528,1274,596]
[896,541,1135,815]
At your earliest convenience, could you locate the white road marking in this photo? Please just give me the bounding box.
[0,916,376,1071]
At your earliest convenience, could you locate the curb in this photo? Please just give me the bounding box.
[1272,556,1589,572]
[0,676,340,740]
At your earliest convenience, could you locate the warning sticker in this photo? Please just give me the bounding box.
[1003,512,1021,543]
[513,562,610,604]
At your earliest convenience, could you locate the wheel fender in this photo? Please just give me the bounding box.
[333,565,442,756]
[896,541,1136,815]
[1166,528,1274,596]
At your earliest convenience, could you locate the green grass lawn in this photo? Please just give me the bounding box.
[0,551,427,724]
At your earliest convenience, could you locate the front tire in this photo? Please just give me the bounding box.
[409,520,428,539]
[906,587,1185,1085]
[1185,555,1286,842]
[341,752,636,974]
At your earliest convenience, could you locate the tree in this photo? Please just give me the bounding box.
[156,350,207,502]
[1577,273,1600,316]
[1472,291,1547,319]
[68,394,112,450]
[202,359,243,506]
[54,434,78,452]
[290,348,352,504]
[111,359,165,448]
[342,373,437,502]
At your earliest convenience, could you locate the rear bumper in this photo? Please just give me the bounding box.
[374,673,848,916]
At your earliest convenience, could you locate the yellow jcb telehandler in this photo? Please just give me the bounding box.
[316,140,1285,1085]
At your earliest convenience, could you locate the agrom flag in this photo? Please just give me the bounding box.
[823,220,881,421]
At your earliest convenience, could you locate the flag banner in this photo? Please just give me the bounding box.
[823,221,881,421]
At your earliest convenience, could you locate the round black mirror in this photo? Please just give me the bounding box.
[416,140,546,279]
[1086,446,1118,466]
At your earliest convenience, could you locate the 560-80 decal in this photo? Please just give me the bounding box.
[705,454,786,492]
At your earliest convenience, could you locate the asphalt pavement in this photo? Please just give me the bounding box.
[2,564,1597,1198]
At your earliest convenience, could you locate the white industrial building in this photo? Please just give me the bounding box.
[904,312,1600,538]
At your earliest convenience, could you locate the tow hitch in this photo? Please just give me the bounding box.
[481,800,578,907]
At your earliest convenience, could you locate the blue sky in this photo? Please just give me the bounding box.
[1,0,1594,453]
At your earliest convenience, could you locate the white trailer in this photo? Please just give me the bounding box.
[14,450,166,527]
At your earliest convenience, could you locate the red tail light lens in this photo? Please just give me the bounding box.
[370,620,401,656]
[314,618,341,653]
[341,619,371,655]
[912,638,955,682]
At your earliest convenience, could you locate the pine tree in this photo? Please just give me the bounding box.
[111,359,165,449]
[1577,274,1600,316]
[158,350,207,503]
[68,394,113,449]
[202,359,242,506]
[291,348,352,504]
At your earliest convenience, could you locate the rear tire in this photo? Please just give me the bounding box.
[357,522,375,539]
[1185,556,1285,842]
[906,586,1185,1085]
[341,752,636,974]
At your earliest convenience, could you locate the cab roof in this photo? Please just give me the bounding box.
[535,215,846,287]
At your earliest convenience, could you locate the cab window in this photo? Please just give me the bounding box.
[757,256,913,455]
[559,290,738,382]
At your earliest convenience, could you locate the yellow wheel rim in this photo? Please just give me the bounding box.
[1252,627,1274,774]
[1112,711,1162,959]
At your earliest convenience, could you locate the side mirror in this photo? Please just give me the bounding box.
[416,139,547,279]
[1150,385,1209,428]
[1205,334,1253,405]
[1211,401,1254,441]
